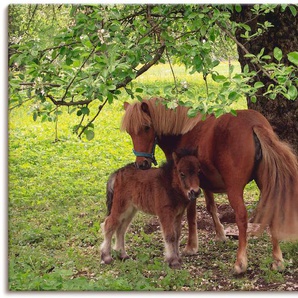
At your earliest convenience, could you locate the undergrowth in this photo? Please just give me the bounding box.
[8,64,298,291]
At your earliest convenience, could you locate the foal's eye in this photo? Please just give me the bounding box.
[180,172,186,179]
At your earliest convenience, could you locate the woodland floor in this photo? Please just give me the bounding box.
[143,203,298,291]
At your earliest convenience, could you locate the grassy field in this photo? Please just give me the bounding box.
[8,63,298,291]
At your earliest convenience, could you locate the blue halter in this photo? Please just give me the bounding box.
[132,136,158,166]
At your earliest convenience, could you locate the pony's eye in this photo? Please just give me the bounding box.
[180,172,185,179]
[144,125,151,132]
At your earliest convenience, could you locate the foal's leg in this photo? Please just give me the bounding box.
[172,212,184,263]
[159,213,182,269]
[203,190,226,241]
[183,199,198,255]
[227,189,248,274]
[114,207,137,260]
[100,216,120,264]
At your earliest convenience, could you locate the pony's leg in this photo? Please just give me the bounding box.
[183,199,198,255]
[159,214,182,269]
[227,189,248,274]
[203,190,226,241]
[114,207,137,260]
[255,178,285,271]
[100,216,119,264]
[270,231,285,271]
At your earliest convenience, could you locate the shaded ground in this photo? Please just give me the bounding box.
[143,203,298,291]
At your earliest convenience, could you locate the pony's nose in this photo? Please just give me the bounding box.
[188,189,201,201]
[138,159,151,170]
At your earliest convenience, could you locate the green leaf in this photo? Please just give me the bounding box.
[269,93,277,100]
[243,64,250,73]
[250,96,257,103]
[230,109,237,116]
[288,85,298,100]
[107,85,116,91]
[261,55,271,60]
[135,88,143,93]
[273,47,283,62]
[33,112,38,121]
[254,81,265,89]
[187,109,199,118]
[287,51,298,66]
[166,101,178,109]
[212,74,226,83]
[72,60,81,67]
[235,5,242,12]
[81,107,90,115]
[257,48,265,59]
[289,5,297,17]
[107,91,114,104]
[139,36,151,45]
[228,91,239,101]
[244,53,255,58]
[85,130,94,141]
[81,35,93,49]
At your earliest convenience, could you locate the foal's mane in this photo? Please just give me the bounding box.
[121,98,201,135]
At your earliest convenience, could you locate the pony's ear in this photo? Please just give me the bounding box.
[124,102,130,110]
[172,152,179,165]
[141,102,150,116]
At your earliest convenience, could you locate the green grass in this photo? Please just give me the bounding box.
[8,63,298,291]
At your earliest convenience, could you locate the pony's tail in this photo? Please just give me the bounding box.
[106,172,116,216]
[253,125,298,241]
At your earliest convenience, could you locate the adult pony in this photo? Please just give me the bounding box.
[100,150,201,269]
[121,97,298,274]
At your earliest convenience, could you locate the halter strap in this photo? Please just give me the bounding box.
[132,137,158,166]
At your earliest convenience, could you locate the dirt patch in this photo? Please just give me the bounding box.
[142,203,298,291]
[143,204,236,234]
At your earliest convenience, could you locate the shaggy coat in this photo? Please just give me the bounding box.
[122,98,298,273]
[100,152,201,269]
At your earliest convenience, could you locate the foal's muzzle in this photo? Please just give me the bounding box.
[188,189,201,201]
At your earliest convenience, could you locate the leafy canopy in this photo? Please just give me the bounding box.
[9,4,298,140]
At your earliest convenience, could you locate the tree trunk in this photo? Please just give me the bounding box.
[231,5,298,154]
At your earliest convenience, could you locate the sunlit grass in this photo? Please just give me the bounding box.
[133,61,247,111]
[9,61,277,291]
[135,61,241,84]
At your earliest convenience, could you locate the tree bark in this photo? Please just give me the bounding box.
[231,5,298,153]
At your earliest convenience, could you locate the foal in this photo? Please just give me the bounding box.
[100,151,201,269]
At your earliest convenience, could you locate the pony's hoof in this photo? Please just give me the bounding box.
[234,261,247,275]
[167,256,182,269]
[215,235,227,242]
[101,255,113,264]
[119,254,130,261]
[169,260,182,269]
[182,246,197,256]
[272,260,285,272]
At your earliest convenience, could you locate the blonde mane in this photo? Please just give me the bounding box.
[121,98,201,135]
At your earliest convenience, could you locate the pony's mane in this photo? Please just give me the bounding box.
[121,98,201,135]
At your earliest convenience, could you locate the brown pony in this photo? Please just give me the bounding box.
[100,150,201,269]
[121,97,298,274]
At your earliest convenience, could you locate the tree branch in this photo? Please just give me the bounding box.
[78,98,109,138]
[46,94,92,106]
[215,20,278,84]
[60,41,100,102]
[116,5,166,90]
[166,47,178,95]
